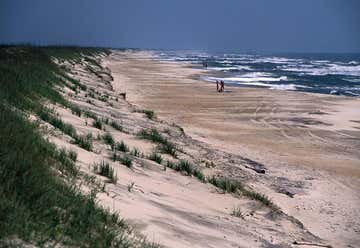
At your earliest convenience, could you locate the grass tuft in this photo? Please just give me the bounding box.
[138,128,178,157]
[93,160,117,184]
[110,120,123,131]
[102,132,115,147]
[115,141,129,152]
[92,119,102,129]
[74,133,93,151]
[130,147,141,157]
[148,152,163,164]
[143,109,155,120]
[231,206,244,219]
[120,156,132,168]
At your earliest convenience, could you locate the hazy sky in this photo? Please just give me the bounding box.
[1,0,359,53]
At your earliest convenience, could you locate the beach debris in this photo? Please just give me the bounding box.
[242,158,266,174]
[293,240,332,248]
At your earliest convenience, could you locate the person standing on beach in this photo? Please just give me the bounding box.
[216,80,219,92]
[220,80,225,92]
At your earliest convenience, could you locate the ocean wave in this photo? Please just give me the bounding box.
[203,75,287,83]
[281,63,360,76]
[206,72,287,82]
[208,65,252,71]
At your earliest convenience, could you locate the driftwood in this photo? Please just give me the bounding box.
[293,240,332,248]
[245,165,265,174]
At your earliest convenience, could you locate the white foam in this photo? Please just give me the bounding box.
[281,63,360,76]
[208,65,252,71]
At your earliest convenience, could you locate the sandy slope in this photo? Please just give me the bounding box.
[40,52,329,248]
[103,50,360,247]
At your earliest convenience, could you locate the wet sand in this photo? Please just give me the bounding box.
[105,50,360,247]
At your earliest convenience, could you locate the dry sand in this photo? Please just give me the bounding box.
[104,51,360,247]
[43,50,360,247]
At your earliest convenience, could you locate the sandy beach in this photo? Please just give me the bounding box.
[103,50,360,247]
[38,49,360,247]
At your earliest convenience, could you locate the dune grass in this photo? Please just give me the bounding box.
[143,109,155,120]
[115,141,129,152]
[74,133,93,151]
[93,160,118,184]
[102,132,115,147]
[93,119,103,129]
[0,105,128,247]
[207,175,275,208]
[0,45,158,247]
[148,152,163,164]
[138,128,178,157]
[110,120,123,131]
[166,160,206,182]
[112,153,133,168]
[120,156,133,168]
[130,147,141,157]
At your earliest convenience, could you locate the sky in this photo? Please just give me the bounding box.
[0,0,359,53]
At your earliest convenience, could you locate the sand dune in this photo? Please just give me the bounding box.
[104,50,360,247]
[42,50,360,247]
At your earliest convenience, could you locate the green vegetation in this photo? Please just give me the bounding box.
[207,176,242,193]
[148,152,163,164]
[110,120,123,131]
[138,128,178,157]
[56,148,79,177]
[38,107,77,137]
[231,206,244,219]
[102,132,115,147]
[115,141,129,152]
[74,133,93,151]
[0,104,129,247]
[166,160,206,182]
[143,109,155,120]
[0,46,157,246]
[120,156,133,168]
[208,176,275,208]
[93,119,103,129]
[112,153,133,168]
[130,147,141,157]
[93,160,118,184]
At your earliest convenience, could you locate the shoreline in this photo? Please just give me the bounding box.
[105,50,360,247]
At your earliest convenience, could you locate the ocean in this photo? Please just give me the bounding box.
[152,51,360,97]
